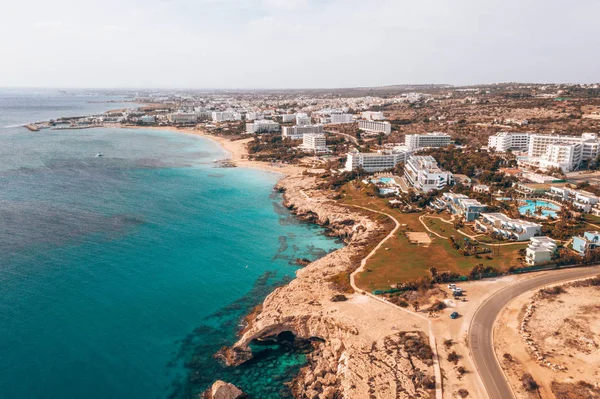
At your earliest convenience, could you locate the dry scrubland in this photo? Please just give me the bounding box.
[496,277,600,399]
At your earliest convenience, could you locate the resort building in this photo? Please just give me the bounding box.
[140,115,155,124]
[296,113,312,126]
[488,132,531,152]
[521,133,600,171]
[405,132,451,151]
[345,148,412,173]
[282,124,325,140]
[330,113,354,124]
[548,186,598,212]
[301,133,327,153]
[537,142,583,172]
[246,119,280,134]
[212,111,242,122]
[573,231,600,256]
[475,213,542,241]
[525,236,558,265]
[434,193,487,221]
[358,120,392,135]
[404,155,453,192]
[168,112,197,124]
[361,111,385,121]
[246,112,264,121]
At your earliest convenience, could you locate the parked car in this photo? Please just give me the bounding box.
[450,311,459,319]
[447,284,456,289]
[452,287,463,293]
[452,290,463,297]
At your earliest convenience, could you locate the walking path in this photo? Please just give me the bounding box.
[347,204,443,399]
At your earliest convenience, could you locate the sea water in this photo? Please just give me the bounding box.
[0,90,343,398]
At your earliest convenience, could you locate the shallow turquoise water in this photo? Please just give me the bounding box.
[519,200,560,218]
[0,91,342,398]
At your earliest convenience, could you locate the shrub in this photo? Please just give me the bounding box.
[447,351,460,365]
[457,389,469,397]
[457,366,466,375]
[443,339,453,349]
[521,373,539,392]
[331,294,347,302]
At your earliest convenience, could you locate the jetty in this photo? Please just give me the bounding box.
[24,124,40,132]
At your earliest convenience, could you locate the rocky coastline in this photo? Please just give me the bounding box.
[215,173,436,399]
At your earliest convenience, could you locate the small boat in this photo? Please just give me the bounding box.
[95,153,103,157]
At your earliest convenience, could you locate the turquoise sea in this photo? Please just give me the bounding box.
[0,90,343,398]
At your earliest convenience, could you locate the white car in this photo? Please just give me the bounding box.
[448,284,456,289]
[452,287,463,293]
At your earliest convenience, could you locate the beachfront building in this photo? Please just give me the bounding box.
[488,132,531,152]
[345,148,411,173]
[246,119,280,134]
[548,186,598,212]
[475,213,542,241]
[525,236,558,265]
[405,132,451,151]
[212,111,242,122]
[330,113,354,124]
[140,115,156,124]
[572,231,600,256]
[404,155,453,192]
[358,120,392,135]
[362,111,385,121]
[282,124,325,140]
[434,193,487,221]
[301,133,327,153]
[168,112,197,124]
[296,113,312,126]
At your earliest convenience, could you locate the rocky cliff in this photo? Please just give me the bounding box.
[217,174,435,399]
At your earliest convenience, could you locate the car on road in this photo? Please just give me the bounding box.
[450,311,459,319]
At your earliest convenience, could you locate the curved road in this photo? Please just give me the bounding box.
[469,265,600,399]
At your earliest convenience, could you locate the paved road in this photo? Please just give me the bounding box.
[469,266,600,399]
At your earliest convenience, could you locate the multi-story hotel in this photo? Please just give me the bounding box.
[301,133,327,153]
[487,132,531,152]
[330,113,354,124]
[281,124,324,140]
[246,119,280,133]
[345,148,411,172]
[358,120,392,135]
[537,142,583,172]
[295,113,311,126]
[405,132,451,150]
[525,236,558,265]
[404,155,453,192]
[212,111,242,122]
[361,111,385,121]
[168,112,197,124]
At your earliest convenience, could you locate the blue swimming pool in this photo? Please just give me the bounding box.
[379,177,394,184]
[519,200,560,218]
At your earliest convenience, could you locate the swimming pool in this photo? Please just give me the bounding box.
[519,200,560,218]
[379,177,394,184]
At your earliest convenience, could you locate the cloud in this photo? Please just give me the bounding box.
[32,20,66,30]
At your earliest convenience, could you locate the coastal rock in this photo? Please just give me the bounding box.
[200,380,247,399]
[221,174,435,398]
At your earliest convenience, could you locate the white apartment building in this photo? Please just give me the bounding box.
[537,142,582,172]
[330,113,354,124]
[140,115,155,124]
[296,113,311,126]
[361,111,385,121]
[246,119,280,134]
[301,133,327,153]
[281,124,324,140]
[405,132,452,150]
[168,112,197,124]
[281,114,296,123]
[246,112,264,121]
[358,120,392,135]
[212,111,242,122]
[487,132,531,152]
[525,236,558,265]
[345,148,411,173]
[528,133,600,162]
[404,155,453,192]
[548,186,598,212]
[475,213,542,241]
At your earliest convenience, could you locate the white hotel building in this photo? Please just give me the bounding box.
[282,124,324,140]
[246,120,280,133]
[524,133,600,172]
[212,111,242,122]
[404,155,452,192]
[330,113,354,124]
[301,133,327,153]
[361,111,385,121]
[405,132,452,151]
[488,132,531,152]
[475,213,542,241]
[345,148,411,173]
[525,236,558,265]
[296,113,312,126]
[358,120,392,135]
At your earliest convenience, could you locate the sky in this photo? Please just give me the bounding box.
[1,0,599,89]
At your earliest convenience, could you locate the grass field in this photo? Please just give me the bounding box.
[339,182,527,291]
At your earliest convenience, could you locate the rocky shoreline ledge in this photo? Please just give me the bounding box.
[213,173,436,399]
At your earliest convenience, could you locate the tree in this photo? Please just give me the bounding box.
[412,301,420,312]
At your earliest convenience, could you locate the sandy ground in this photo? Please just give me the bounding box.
[495,282,600,399]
